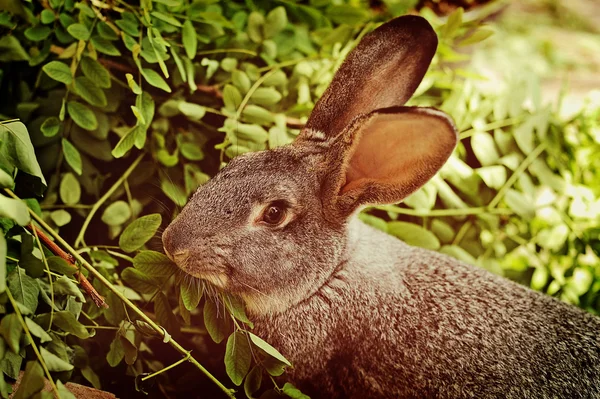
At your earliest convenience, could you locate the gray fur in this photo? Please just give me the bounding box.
[163,15,600,398]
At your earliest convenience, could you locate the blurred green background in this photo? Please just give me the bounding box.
[1,0,599,397]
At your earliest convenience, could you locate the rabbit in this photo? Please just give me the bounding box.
[162,14,600,399]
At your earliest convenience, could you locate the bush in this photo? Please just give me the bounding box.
[1,0,599,398]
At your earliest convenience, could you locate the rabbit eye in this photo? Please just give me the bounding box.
[261,202,286,225]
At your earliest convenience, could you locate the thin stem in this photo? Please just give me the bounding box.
[459,116,525,140]
[452,221,472,246]
[40,204,94,210]
[74,153,145,248]
[256,55,321,73]
[6,290,60,397]
[196,48,257,56]
[31,224,55,329]
[0,118,20,124]
[236,69,278,120]
[488,143,546,209]
[13,196,234,398]
[106,249,134,263]
[141,352,191,381]
[376,205,513,217]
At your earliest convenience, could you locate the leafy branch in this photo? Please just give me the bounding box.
[6,189,236,399]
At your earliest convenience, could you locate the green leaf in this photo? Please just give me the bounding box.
[56,381,76,399]
[178,102,206,120]
[476,166,506,190]
[67,101,98,130]
[24,317,52,343]
[282,382,310,399]
[41,346,74,372]
[74,76,107,107]
[47,256,76,276]
[180,277,203,311]
[160,179,187,206]
[151,11,182,27]
[96,21,118,40]
[0,36,29,62]
[0,168,13,189]
[24,25,52,41]
[133,251,177,278]
[248,332,291,366]
[471,132,500,166]
[153,292,179,334]
[42,61,73,84]
[54,275,85,302]
[48,310,91,339]
[101,201,131,226]
[247,12,264,43]
[387,222,441,250]
[67,23,91,40]
[106,334,124,367]
[251,87,282,106]
[62,138,83,175]
[0,121,47,194]
[111,125,140,158]
[120,335,137,365]
[0,196,30,226]
[232,70,251,94]
[443,7,463,37]
[141,68,171,92]
[50,209,71,226]
[91,36,122,56]
[504,189,535,219]
[223,84,242,112]
[203,299,230,344]
[0,349,22,379]
[182,20,197,59]
[121,267,159,294]
[80,57,111,88]
[244,366,262,399]
[126,73,142,95]
[119,213,162,252]
[0,314,22,354]
[225,331,252,386]
[13,361,44,399]
[264,7,287,39]
[236,123,268,143]
[8,267,39,314]
[0,236,6,294]
[80,366,101,390]
[59,172,81,205]
[41,9,56,24]
[326,5,369,25]
[459,26,494,46]
[223,294,253,327]
[41,116,61,137]
[439,245,476,264]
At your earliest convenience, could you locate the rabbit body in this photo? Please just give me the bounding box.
[163,15,600,398]
[254,218,600,398]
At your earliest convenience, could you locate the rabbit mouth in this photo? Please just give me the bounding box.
[178,261,231,289]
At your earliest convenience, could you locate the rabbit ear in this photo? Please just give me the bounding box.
[323,107,457,216]
[301,15,438,140]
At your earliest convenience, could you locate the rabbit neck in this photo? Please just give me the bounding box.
[244,216,366,319]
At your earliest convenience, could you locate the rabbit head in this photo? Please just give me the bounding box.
[162,15,458,316]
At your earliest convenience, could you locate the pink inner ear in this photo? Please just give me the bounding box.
[341,113,454,197]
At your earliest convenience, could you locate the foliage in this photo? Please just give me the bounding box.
[0,0,599,398]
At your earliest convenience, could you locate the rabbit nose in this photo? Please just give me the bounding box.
[162,225,186,261]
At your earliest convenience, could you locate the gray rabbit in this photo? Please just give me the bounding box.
[162,15,600,399]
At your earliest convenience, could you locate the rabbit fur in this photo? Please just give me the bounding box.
[163,15,600,398]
